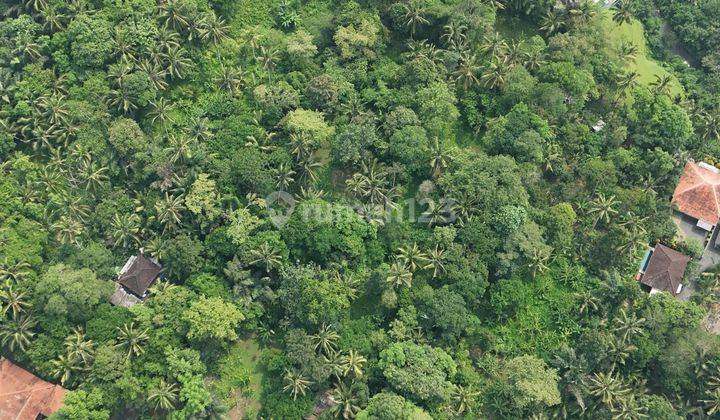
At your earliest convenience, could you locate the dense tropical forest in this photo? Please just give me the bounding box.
[2,0,720,418]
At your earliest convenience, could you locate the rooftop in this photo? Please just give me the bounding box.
[117,253,162,298]
[640,244,691,296]
[0,357,65,420]
[672,161,720,227]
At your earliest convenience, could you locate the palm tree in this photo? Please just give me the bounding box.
[163,45,192,80]
[523,49,546,72]
[201,12,229,46]
[454,53,481,91]
[297,155,322,185]
[619,42,639,63]
[451,385,480,415]
[479,32,507,58]
[51,354,82,385]
[584,371,631,409]
[115,322,150,359]
[138,59,168,91]
[617,71,640,94]
[650,74,673,96]
[0,314,36,352]
[702,388,720,416]
[256,46,280,80]
[148,379,179,411]
[249,242,282,273]
[51,215,84,245]
[283,369,312,400]
[185,116,213,142]
[274,163,296,191]
[698,110,720,143]
[612,1,634,26]
[147,97,175,131]
[110,213,141,248]
[540,10,565,36]
[386,261,413,289]
[481,60,509,89]
[160,0,190,31]
[528,248,550,278]
[397,243,428,272]
[551,347,588,412]
[611,394,647,419]
[214,63,244,96]
[0,282,30,317]
[402,1,430,39]
[341,350,366,379]
[311,324,339,356]
[331,382,361,419]
[64,327,94,365]
[155,193,185,232]
[588,193,619,228]
[612,309,645,343]
[575,291,600,315]
[423,246,446,278]
[0,260,31,282]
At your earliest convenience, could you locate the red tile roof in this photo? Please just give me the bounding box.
[640,244,691,296]
[0,358,65,420]
[672,162,720,226]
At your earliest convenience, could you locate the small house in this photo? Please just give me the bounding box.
[637,244,691,297]
[110,253,162,307]
[0,357,66,420]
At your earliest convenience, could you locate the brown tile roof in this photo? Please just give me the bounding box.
[640,244,691,296]
[672,162,720,226]
[0,357,65,420]
[118,254,161,297]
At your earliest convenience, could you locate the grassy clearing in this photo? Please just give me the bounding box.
[598,10,683,97]
[214,338,264,419]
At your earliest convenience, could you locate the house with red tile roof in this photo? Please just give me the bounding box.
[0,357,65,420]
[672,161,720,232]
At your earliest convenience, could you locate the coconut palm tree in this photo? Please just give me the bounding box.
[0,314,36,352]
[341,350,366,379]
[619,42,639,63]
[138,59,168,91]
[540,10,565,36]
[51,353,82,385]
[147,97,175,131]
[429,137,453,178]
[612,1,634,26]
[201,12,229,46]
[481,60,509,89]
[528,248,550,278]
[479,32,508,58]
[110,213,142,248]
[575,291,600,315]
[419,246,445,280]
[0,260,31,282]
[249,242,282,273]
[588,193,619,228]
[163,45,192,80]
[148,379,179,411]
[584,371,631,409]
[453,53,481,92]
[611,394,647,419]
[256,46,280,80]
[0,282,30,317]
[64,327,94,366]
[330,382,361,419]
[650,74,673,96]
[160,0,190,31]
[698,110,720,143]
[386,261,413,289]
[311,323,340,356]
[214,63,244,96]
[402,1,429,39]
[612,309,645,343]
[397,243,428,272]
[451,385,480,415]
[115,322,150,360]
[274,162,296,191]
[51,215,84,245]
[155,193,185,232]
[283,369,312,400]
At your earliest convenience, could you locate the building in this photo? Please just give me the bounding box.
[672,161,720,232]
[0,357,65,420]
[637,244,691,296]
[110,253,162,307]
